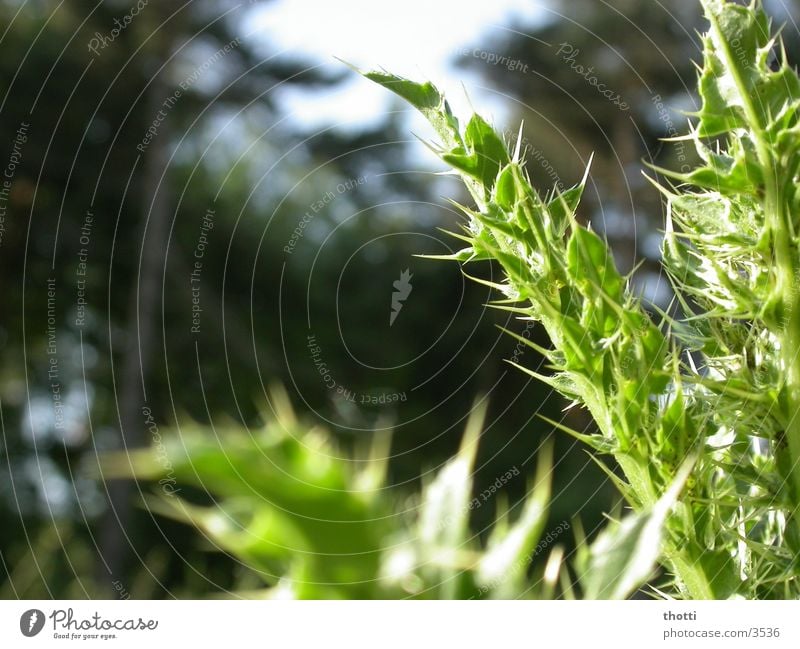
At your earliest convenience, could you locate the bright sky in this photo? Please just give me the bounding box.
[248,0,550,135]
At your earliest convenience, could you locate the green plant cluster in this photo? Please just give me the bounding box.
[359,0,800,599]
[113,393,558,598]
[122,0,800,599]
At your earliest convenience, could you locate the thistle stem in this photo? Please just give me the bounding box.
[704,0,800,556]
[771,183,800,537]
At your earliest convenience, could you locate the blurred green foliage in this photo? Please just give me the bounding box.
[114,390,563,599]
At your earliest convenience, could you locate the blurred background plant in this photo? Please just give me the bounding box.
[108,389,565,599]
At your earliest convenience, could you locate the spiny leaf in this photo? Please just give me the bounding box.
[353,67,462,150]
[441,114,510,193]
[567,227,623,302]
[581,458,695,599]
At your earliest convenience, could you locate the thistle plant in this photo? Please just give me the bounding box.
[114,392,560,599]
[359,0,800,598]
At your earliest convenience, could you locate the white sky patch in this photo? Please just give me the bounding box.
[247,0,549,135]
